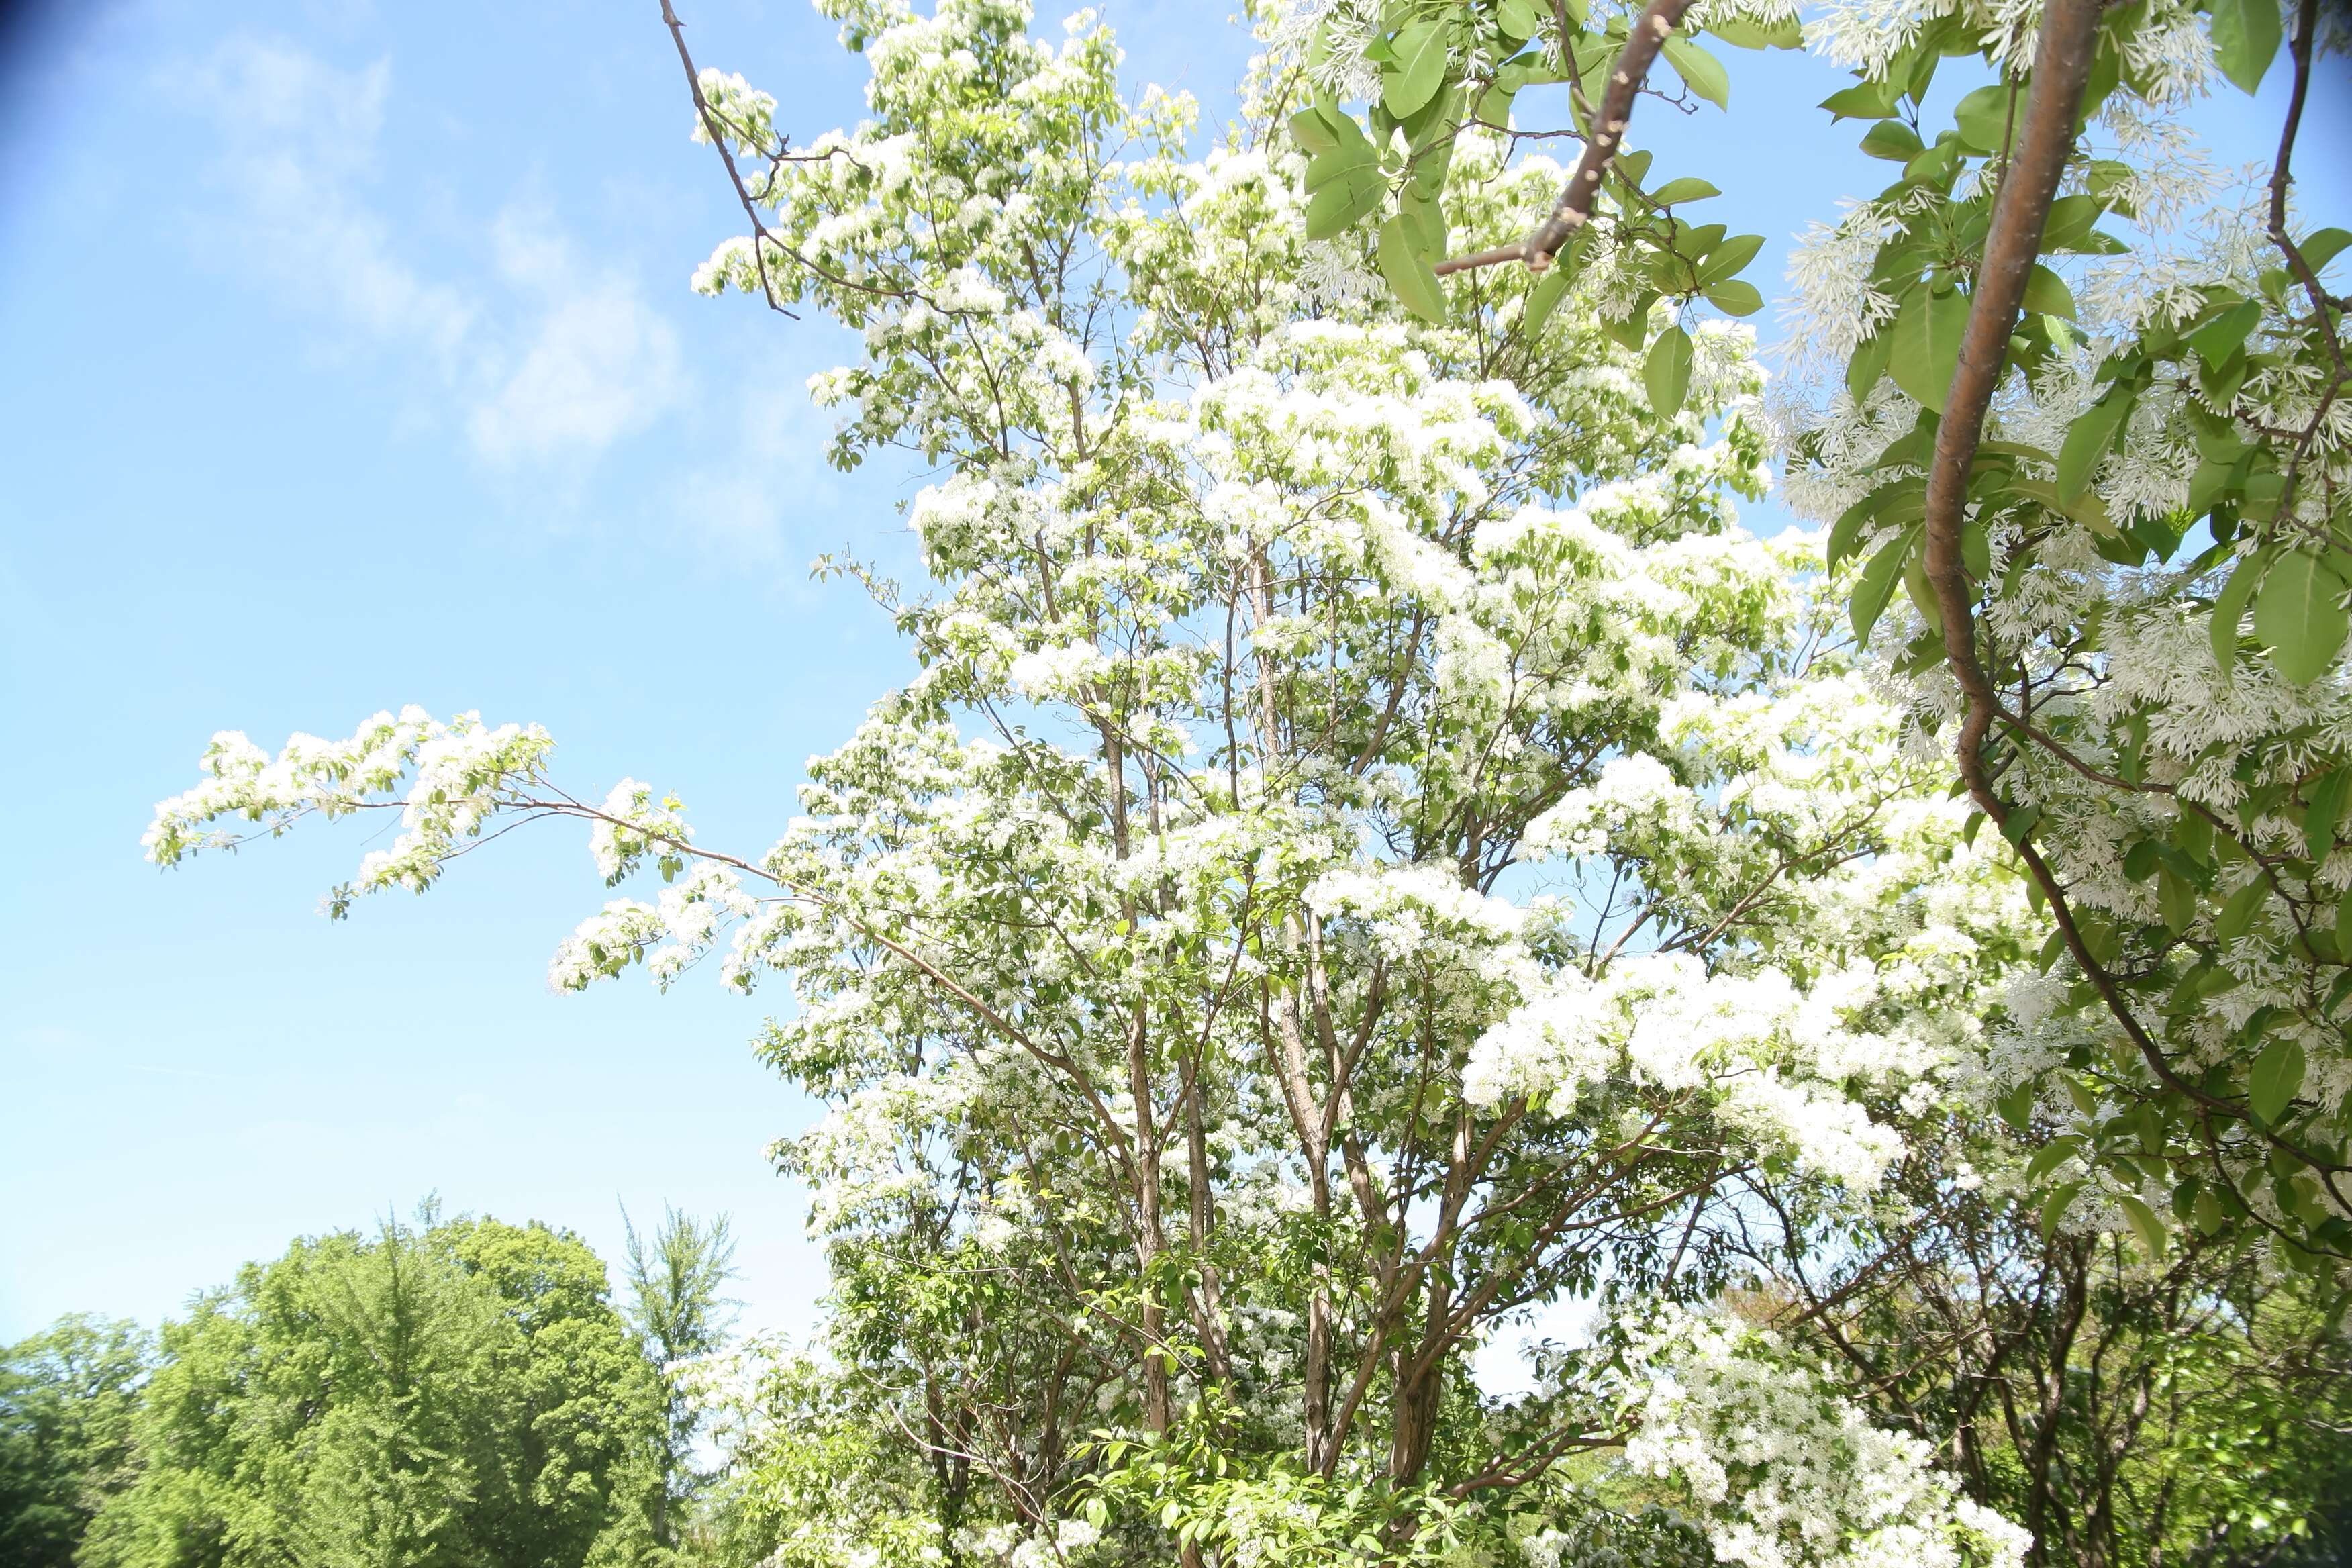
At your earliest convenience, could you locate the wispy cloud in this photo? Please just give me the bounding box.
[177,38,683,471]
[182,41,474,367]
[467,211,683,465]
[670,393,845,565]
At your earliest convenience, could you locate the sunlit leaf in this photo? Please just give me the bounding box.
[1888,286,1969,413]
[1644,324,1694,418]
[1377,216,1449,323]
[2209,0,2282,94]
[1383,21,1449,117]
[1661,36,1730,109]
[1951,82,2015,153]
[2253,549,2350,685]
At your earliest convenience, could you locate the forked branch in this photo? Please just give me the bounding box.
[1434,0,1697,277]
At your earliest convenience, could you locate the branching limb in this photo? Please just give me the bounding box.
[658,0,915,310]
[1434,0,1697,277]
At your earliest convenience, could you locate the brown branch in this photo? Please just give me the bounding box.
[2266,0,2346,518]
[658,0,913,310]
[1910,0,2352,1216]
[1433,0,1697,277]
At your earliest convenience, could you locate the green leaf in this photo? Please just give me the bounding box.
[1704,279,1763,316]
[1397,185,1447,257]
[2039,1180,2084,1240]
[1859,120,1924,161]
[1383,21,1450,117]
[1822,78,1900,119]
[2020,264,2077,321]
[1851,530,1914,645]
[2254,549,2351,685]
[1698,232,1764,287]
[1952,82,2016,154]
[1289,106,1343,156]
[1826,494,1874,571]
[2209,0,2282,95]
[2042,194,2103,252]
[1650,177,1722,206]
[2212,547,2271,673]
[1708,13,1802,48]
[1847,328,1894,401]
[1522,267,1570,337]
[1304,166,1385,239]
[2306,768,2351,860]
[1644,324,1695,419]
[2159,866,2197,934]
[2298,226,2350,277]
[1961,518,1991,580]
[1476,81,1519,128]
[2118,1194,2167,1259]
[1889,286,1970,413]
[1996,1082,2036,1133]
[1498,0,1547,40]
[2215,876,2269,943]
[2057,392,2131,499]
[1302,146,1367,193]
[2249,1037,2306,1123]
[2026,1136,2082,1185]
[1377,216,1449,323]
[1661,36,1730,108]
[2190,299,2262,367]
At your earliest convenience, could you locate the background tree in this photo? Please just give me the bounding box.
[620,1204,738,1554]
[0,1314,149,1568]
[1727,1094,2352,1568]
[80,1206,665,1568]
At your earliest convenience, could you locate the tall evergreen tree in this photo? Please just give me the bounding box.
[620,1206,738,1553]
[81,1206,665,1568]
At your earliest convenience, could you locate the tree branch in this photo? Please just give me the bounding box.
[1434,0,1696,277]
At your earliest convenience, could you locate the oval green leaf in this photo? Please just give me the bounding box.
[1889,285,1969,413]
[1660,36,1730,109]
[1304,166,1385,240]
[1644,324,1695,420]
[1377,215,1449,324]
[1850,530,1914,645]
[1383,21,1449,118]
[1704,279,1763,316]
[2249,1037,2306,1124]
[2210,0,2282,95]
[2056,392,2131,500]
[1952,83,2015,154]
[2254,549,2351,685]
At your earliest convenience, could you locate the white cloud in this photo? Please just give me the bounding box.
[183,40,473,365]
[178,38,683,469]
[467,213,683,465]
[669,392,844,565]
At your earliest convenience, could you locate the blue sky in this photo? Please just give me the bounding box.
[2,0,2343,1346]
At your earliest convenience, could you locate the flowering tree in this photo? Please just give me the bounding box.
[126,0,2241,1562]
[1296,0,2352,1273]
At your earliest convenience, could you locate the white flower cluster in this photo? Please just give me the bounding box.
[1622,1311,2032,1568]
[143,707,555,905]
[1463,954,1908,1187]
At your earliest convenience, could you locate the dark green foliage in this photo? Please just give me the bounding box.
[75,1207,665,1568]
[0,1315,150,1568]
